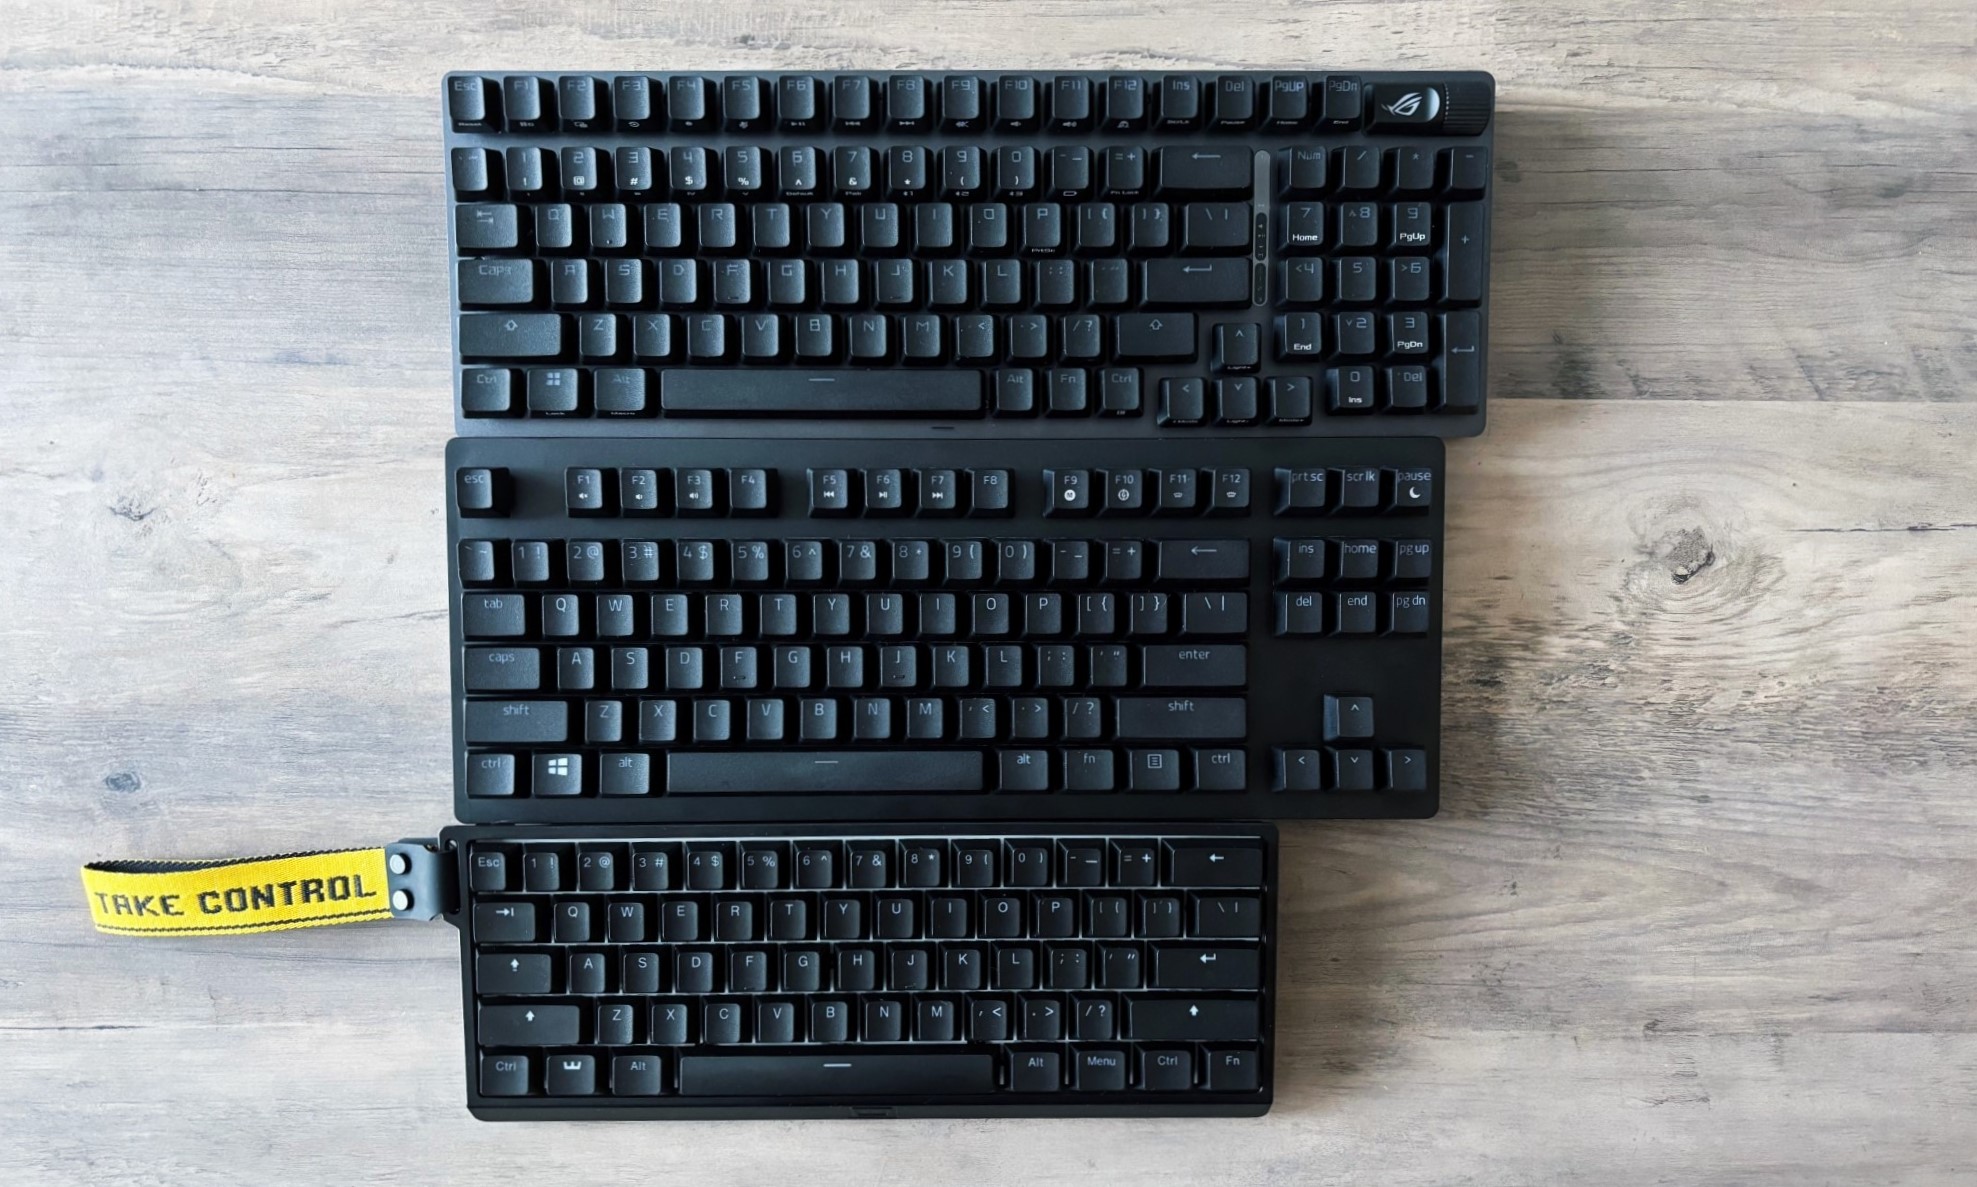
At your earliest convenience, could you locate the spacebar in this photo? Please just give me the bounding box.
[680,1054,996,1096]
[661,370,984,415]
[666,751,986,793]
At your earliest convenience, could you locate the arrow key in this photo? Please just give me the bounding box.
[1386,747,1429,792]
[1152,945,1262,990]
[1331,748,1376,791]
[1324,695,1375,741]
[1274,747,1322,791]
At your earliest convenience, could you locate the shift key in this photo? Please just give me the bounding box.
[465,700,568,744]
[1116,696,1246,739]
[459,312,563,358]
[479,1003,579,1046]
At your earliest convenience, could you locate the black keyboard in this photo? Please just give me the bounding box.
[449,437,1443,824]
[448,823,1276,1119]
[444,69,1494,437]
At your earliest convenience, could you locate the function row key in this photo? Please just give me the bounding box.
[467,836,1259,892]
[807,468,1009,518]
[450,73,1484,136]
[562,467,771,517]
[1044,468,1249,518]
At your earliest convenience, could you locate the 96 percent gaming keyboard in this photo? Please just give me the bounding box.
[448,437,1443,824]
[447,823,1276,1118]
[443,69,1494,437]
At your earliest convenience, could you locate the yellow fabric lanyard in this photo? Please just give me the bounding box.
[81,848,394,936]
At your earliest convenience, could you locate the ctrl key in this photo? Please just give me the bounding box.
[480,1053,531,1097]
[467,753,516,797]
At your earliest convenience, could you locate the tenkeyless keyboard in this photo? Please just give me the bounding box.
[448,437,1443,824]
[448,823,1276,1118]
[444,69,1494,437]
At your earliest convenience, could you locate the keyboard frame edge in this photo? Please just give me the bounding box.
[444,435,1445,824]
[441,68,1493,441]
[442,822,1276,1120]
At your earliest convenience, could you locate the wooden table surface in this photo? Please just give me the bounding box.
[3,1,1973,1182]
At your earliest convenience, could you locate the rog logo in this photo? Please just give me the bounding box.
[1384,91,1426,117]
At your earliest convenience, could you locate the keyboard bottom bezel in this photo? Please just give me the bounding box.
[443,822,1276,1120]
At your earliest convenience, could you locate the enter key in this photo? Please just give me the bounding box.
[1152,945,1263,990]
[1141,645,1247,688]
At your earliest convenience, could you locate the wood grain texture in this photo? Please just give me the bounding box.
[1,1,1974,1183]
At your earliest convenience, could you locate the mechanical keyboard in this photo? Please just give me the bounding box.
[443,69,1494,437]
[447,823,1276,1118]
[448,436,1443,824]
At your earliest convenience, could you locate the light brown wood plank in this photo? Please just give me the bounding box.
[5,401,1974,1183]
[2,1,1974,1180]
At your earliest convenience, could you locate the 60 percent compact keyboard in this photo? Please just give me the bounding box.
[444,70,1494,437]
[448,824,1276,1118]
[448,437,1443,824]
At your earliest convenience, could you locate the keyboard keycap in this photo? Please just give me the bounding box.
[1114,313,1197,361]
[662,371,982,416]
[678,1054,995,1096]
[1116,697,1246,740]
[480,1004,580,1046]
[667,751,985,793]
[459,313,563,359]
[1167,842,1264,886]
[1126,998,1259,1041]
[1140,645,1246,688]
[464,700,568,744]
[1156,147,1251,195]
[1141,259,1250,307]
[480,1054,530,1096]
[1156,539,1249,583]
[1151,946,1262,990]
[473,901,536,942]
